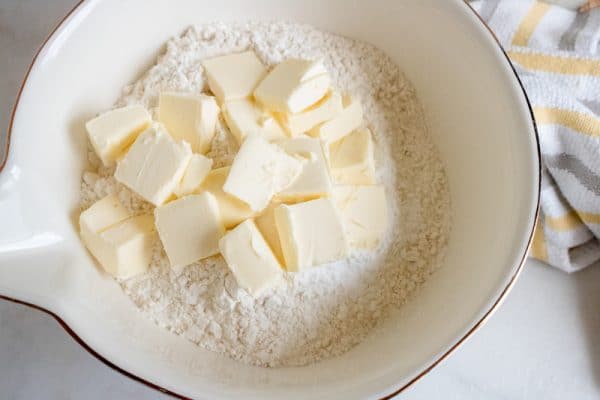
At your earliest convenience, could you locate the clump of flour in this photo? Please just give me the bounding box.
[80,21,451,367]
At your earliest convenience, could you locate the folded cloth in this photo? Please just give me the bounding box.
[470,0,600,272]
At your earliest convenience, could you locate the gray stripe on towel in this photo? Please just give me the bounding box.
[546,153,600,196]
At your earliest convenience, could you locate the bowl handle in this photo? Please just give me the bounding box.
[0,161,64,307]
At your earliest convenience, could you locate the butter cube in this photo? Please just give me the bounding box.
[222,98,287,144]
[80,195,155,278]
[92,216,156,278]
[328,128,376,185]
[219,219,283,297]
[254,202,285,266]
[309,95,363,143]
[202,51,267,103]
[79,194,131,236]
[274,198,348,271]
[174,154,213,197]
[254,59,331,113]
[223,135,304,212]
[155,193,225,267]
[198,167,255,229]
[115,127,192,206]
[333,185,388,249]
[275,136,331,202]
[279,91,342,136]
[86,105,151,166]
[158,92,220,154]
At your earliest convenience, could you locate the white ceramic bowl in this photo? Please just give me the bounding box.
[0,0,539,398]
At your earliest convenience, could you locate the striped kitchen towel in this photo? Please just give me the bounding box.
[470,0,600,272]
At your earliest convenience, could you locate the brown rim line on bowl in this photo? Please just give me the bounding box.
[0,0,540,398]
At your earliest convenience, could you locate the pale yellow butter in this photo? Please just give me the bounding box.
[328,128,376,185]
[197,167,256,229]
[279,91,342,135]
[309,95,363,143]
[254,202,285,267]
[158,92,220,154]
[115,127,192,206]
[202,51,267,103]
[80,194,155,278]
[79,194,131,236]
[222,98,287,144]
[219,219,283,297]
[254,59,331,113]
[92,215,156,278]
[223,135,304,212]
[86,105,151,166]
[174,154,213,198]
[274,198,348,271]
[275,136,331,202]
[333,185,388,249]
[155,193,225,267]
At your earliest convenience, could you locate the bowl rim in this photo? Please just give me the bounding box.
[0,0,541,398]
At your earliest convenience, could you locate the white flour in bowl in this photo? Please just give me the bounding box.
[79,21,451,367]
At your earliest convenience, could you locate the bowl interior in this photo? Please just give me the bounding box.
[0,0,538,398]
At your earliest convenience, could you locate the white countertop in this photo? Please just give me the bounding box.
[1,1,599,399]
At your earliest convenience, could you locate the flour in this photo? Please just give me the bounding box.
[79,21,451,367]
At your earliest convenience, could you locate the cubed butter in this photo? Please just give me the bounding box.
[198,167,255,229]
[222,98,287,144]
[79,194,131,237]
[155,193,225,267]
[279,91,342,135]
[219,219,283,297]
[80,195,155,278]
[92,215,156,278]
[275,136,331,202]
[309,95,363,143]
[174,154,213,198]
[202,51,267,103]
[254,202,285,266]
[254,59,331,113]
[158,92,220,154]
[333,185,388,249]
[115,127,192,206]
[274,198,348,271]
[328,128,376,185]
[86,105,151,166]
[223,135,304,212]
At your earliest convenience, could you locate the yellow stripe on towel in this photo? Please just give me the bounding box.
[545,210,584,231]
[546,210,600,232]
[512,2,550,47]
[533,107,600,137]
[578,211,600,225]
[531,218,549,262]
[507,51,600,77]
